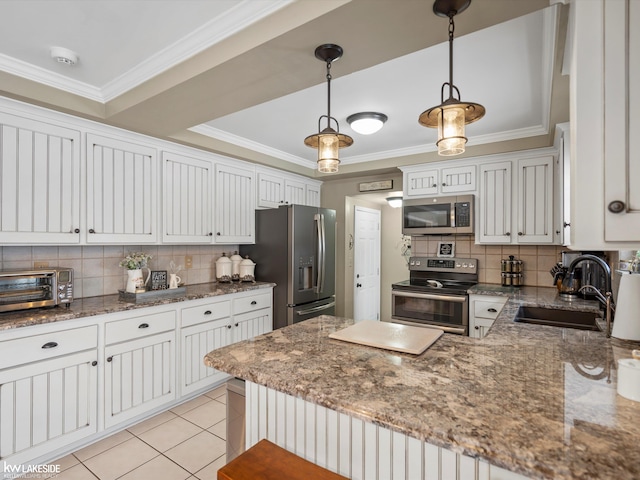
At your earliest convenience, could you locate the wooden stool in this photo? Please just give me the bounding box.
[217,439,348,480]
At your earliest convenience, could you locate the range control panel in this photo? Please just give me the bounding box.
[409,257,477,273]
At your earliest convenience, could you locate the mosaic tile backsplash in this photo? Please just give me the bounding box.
[0,245,238,299]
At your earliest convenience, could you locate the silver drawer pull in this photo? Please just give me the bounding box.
[42,341,58,349]
[204,310,212,315]
[138,323,149,329]
[488,308,497,313]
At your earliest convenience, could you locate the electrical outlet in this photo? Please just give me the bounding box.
[34,261,49,269]
[185,255,193,269]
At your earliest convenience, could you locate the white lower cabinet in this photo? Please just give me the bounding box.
[104,310,176,428]
[469,294,508,339]
[0,325,98,467]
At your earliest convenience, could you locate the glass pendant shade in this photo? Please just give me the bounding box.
[317,132,340,173]
[437,105,467,156]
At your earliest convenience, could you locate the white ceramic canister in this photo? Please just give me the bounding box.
[215,252,232,281]
[611,272,640,341]
[617,358,640,402]
[230,251,243,278]
[239,255,256,280]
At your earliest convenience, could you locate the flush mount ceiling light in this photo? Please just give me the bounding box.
[347,112,388,135]
[50,46,78,66]
[304,44,353,174]
[386,196,403,208]
[418,0,485,156]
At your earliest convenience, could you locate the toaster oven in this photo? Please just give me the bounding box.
[0,268,74,313]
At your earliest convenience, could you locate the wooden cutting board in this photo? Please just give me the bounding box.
[329,320,443,355]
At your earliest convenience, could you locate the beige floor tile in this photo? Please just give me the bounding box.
[73,429,134,461]
[203,386,226,401]
[164,431,226,474]
[118,455,191,480]
[83,437,159,480]
[170,395,211,416]
[127,410,178,436]
[194,454,227,480]
[180,399,226,429]
[52,463,100,480]
[208,419,226,440]
[214,395,226,405]
[138,416,203,452]
[51,453,79,472]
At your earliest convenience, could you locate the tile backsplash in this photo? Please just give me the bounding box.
[0,245,238,299]
[410,236,608,287]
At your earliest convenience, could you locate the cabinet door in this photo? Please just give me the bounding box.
[86,133,158,244]
[257,171,286,209]
[181,317,232,396]
[516,156,554,244]
[441,165,476,193]
[104,331,175,428]
[162,151,213,243]
[603,0,640,241]
[405,169,439,197]
[284,178,306,205]
[232,308,272,343]
[0,112,81,244]
[478,162,512,243]
[306,183,321,207]
[0,350,98,465]
[214,163,255,243]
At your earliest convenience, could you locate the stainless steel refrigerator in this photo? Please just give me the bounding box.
[240,205,336,329]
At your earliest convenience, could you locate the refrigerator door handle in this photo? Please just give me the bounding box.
[319,213,326,293]
[296,301,336,316]
[314,213,325,294]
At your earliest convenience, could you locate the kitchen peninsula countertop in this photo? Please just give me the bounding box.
[204,286,640,480]
[0,282,275,331]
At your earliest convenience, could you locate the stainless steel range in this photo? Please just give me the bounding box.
[390,256,478,335]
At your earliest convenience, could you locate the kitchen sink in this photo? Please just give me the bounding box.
[514,306,601,331]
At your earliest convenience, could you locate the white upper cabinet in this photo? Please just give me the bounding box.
[516,156,554,244]
[256,170,286,209]
[478,161,512,243]
[571,0,640,247]
[0,112,81,244]
[214,162,255,244]
[403,164,476,197]
[306,182,321,207]
[162,151,213,243]
[86,134,158,244]
[256,167,322,208]
[284,178,306,205]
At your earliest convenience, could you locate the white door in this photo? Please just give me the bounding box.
[353,206,381,322]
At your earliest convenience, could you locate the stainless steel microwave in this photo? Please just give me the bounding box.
[0,268,74,313]
[402,195,474,235]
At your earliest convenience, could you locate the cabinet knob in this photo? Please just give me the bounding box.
[107,356,113,362]
[356,283,362,288]
[88,228,95,234]
[227,324,232,329]
[608,200,626,214]
[91,361,98,367]
[518,232,523,236]
[556,230,561,235]
[208,232,213,236]
[250,301,257,305]
[74,228,80,233]
[505,232,510,236]
[138,323,149,329]
[563,222,571,228]
[41,341,58,349]
[488,308,497,313]
[442,183,446,187]
[235,323,239,327]
[432,184,437,188]
[216,232,221,236]
[475,326,479,330]
[204,310,212,315]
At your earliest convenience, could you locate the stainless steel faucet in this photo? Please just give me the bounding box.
[568,254,615,337]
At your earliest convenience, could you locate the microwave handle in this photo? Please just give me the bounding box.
[451,202,456,228]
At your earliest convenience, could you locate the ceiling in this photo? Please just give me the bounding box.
[0,0,568,180]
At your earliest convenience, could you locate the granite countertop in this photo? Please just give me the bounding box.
[0,281,275,331]
[204,286,640,480]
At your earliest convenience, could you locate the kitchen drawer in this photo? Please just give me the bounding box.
[233,293,272,315]
[181,300,231,328]
[106,311,176,345]
[473,300,506,320]
[0,325,97,368]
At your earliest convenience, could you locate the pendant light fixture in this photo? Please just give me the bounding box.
[419,0,485,156]
[304,44,353,173]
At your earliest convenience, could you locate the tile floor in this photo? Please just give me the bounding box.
[50,386,228,480]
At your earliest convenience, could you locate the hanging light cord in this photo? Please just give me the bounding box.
[447,13,455,100]
[325,60,332,129]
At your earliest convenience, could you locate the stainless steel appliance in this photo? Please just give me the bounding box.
[390,257,478,335]
[0,267,74,312]
[402,195,474,236]
[240,205,336,329]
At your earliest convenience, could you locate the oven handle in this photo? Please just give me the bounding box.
[392,291,467,303]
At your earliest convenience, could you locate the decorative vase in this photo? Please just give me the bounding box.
[126,268,150,293]
[169,274,182,289]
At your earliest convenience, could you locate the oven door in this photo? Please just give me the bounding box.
[391,290,468,335]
